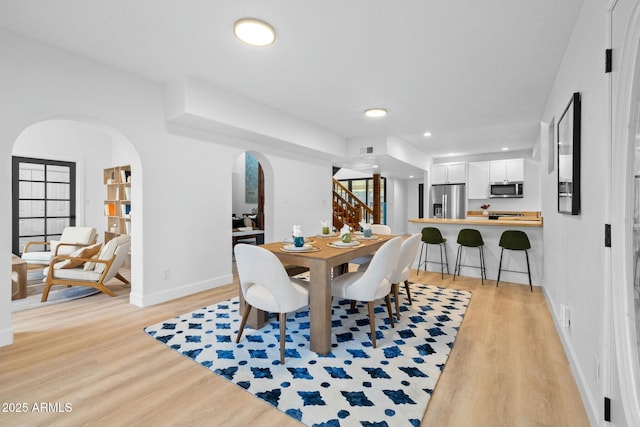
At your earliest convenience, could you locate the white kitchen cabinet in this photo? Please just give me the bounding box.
[489,158,524,182]
[431,164,448,184]
[468,161,490,199]
[431,162,467,184]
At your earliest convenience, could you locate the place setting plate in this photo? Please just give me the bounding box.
[316,232,339,238]
[358,235,380,240]
[280,244,320,253]
[327,240,363,248]
[282,237,316,244]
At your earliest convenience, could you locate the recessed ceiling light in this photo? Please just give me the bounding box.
[364,108,387,118]
[233,18,276,47]
[501,147,509,151]
[372,165,379,168]
[423,131,432,137]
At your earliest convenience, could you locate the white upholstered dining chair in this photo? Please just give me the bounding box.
[350,223,392,268]
[331,236,402,348]
[389,233,422,319]
[234,243,309,364]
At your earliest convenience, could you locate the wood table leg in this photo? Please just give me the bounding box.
[11,256,27,300]
[238,282,268,329]
[309,259,332,355]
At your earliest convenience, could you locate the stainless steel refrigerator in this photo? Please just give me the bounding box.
[431,184,466,219]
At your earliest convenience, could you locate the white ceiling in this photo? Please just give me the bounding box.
[0,0,583,177]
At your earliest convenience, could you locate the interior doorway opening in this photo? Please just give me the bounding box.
[231,151,267,250]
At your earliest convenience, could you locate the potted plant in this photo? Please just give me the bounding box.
[481,204,490,215]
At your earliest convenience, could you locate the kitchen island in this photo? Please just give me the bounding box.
[409,212,543,287]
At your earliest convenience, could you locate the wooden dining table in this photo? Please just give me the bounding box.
[250,233,396,355]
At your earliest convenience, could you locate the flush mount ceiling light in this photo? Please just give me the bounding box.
[423,131,432,137]
[233,18,276,47]
[364,108,387,118]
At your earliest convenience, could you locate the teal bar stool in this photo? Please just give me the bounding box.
[417,227,449,279]
[453,228,487,285]
[496,230,533,292]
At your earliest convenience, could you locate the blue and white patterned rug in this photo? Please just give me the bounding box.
[144,283,471,427]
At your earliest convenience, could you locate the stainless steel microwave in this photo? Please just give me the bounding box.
[489,182,524,198]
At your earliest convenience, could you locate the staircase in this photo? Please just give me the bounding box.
[332,179,374,230]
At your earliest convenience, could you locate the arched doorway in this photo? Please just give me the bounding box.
[231,151,273,251]
[11,118,143,306]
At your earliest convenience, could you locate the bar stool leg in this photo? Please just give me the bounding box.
[478,246,485,286]
[525,250,532,292]
[439,243,445,279]
[453,245,462,281]
[417,243,425,274]
[444,243,450,274]
[496,247,504,287]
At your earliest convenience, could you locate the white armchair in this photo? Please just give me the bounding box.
[234,243,309,364]
[21,226,97,269]
[41,235,130,302]
[331,236,402,348]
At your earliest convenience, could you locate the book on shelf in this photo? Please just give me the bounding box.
[124,187,131,200]
[125,221,131,235]
[121,203,131,217]
[104,203,116,216]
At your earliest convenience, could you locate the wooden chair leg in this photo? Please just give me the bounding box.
[279,312,286,364]
[385,295,395,328]
[404,280,412,304]
[350,300,357,311]
[367,301,377,348]
[236,303,252,343]
[41,283,53,302]
[392,283,401,320]
[115,272,130,285]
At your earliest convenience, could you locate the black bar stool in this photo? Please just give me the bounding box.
[496,230,533,292]
[417,227,449,279]
[453,228,487,285]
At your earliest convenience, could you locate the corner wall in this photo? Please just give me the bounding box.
[539,1,612,424]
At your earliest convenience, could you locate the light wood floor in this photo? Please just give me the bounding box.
[1,268,589,427]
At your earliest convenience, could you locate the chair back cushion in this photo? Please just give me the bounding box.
[390,233,422,283]
[344,237,402,301]
[421,227,445,244]
[499,230,531,250]
[101,235,131,282]
[53,227,98,255]
[457,228,484,247]
[94,235,130,274]
[234,244,308,313]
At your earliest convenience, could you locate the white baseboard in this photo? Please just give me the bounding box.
[128,274,234,307]
[542,287,599,426]
[0,326,15,348]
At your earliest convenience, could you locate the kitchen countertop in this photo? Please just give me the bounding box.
[409,216,543,227]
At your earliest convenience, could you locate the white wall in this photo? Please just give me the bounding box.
[0,29,332,346]
[539,1,615,424]
[386,178,409,234]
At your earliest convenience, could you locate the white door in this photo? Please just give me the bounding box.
[610,0,640,424]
